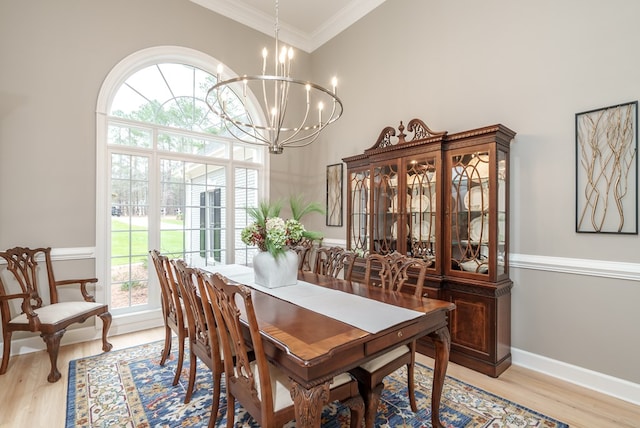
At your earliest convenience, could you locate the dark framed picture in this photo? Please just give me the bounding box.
[326,163,343,226]
[575,101,638,234]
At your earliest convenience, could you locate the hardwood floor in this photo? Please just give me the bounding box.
[0,328,637,427]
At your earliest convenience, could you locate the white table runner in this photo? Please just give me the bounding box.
[204,264,423,334]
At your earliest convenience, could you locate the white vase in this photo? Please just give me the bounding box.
[252,250,298,288]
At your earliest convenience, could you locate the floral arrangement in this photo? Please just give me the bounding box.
[241,196,324,258]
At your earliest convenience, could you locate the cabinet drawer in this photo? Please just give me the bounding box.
[422,286,440,299]
[365,322,423,355]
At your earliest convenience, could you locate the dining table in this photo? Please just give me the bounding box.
[204,264,455,428]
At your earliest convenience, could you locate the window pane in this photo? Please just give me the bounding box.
[160,229,184,253]
[162,159,185,182]
[108,124,152,148]
[109,63,248,137]
[111,154,131,179]
[234,166,259,265]
[110,153,150,310]
[159,159,228,266]
[233,143,263,163]
[158,131,229,157]
[111,231,130,257]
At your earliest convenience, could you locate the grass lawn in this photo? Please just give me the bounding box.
[111,217,185,265]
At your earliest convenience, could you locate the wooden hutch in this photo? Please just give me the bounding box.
[342,119,515,377]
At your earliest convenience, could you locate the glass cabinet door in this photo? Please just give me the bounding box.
[405,157,437,265]
[448,149,492,275]
[348,169,370,255]
[371,162,400,255]
[497,149,508,276]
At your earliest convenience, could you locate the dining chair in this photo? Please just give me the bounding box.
[313,246,356,281]
[204,272,365,428]
[290,245,310,271]
[297,237,321,271]
[171,258,223,424]
[149,250,187,386]
[193,268,230,427]
[350,251,429,428]
[0,246,112,383]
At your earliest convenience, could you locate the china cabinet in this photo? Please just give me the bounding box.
[342,119,516,377]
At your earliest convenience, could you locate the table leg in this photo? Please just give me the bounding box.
[428,326,451,428]
[290,379,331,428]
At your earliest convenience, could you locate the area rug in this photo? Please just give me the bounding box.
[66,340,569,427]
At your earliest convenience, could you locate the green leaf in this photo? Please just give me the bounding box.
[247,199,282,227]
[289,195,325,221]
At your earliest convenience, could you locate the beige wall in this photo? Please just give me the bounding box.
[306,0,640,388]
[1,0,639,393]
[0,0,311,248]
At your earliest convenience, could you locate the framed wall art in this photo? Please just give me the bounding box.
[575,101,638,234]
[326,163,343,226]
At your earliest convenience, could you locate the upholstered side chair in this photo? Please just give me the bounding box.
[0,246,112,382]
[350,251,429,428]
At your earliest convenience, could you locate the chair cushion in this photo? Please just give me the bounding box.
[358,344,410,373]
[250,362,354,412]
[9,301,105,325]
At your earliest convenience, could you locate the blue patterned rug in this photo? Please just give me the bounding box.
[66,340,568,427]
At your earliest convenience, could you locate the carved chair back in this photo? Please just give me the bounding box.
[151,250,185,336]
[0,246,111,382]
[172,259,210,359]
[313,246,356,281]
[149,250,187,383]
[291,245,309,270]
[206,272,276,424]
[172,258,222,408]
[0,247,85,311]
[364,252,427,297]
[193,268,227,427]
[297,237,320,271]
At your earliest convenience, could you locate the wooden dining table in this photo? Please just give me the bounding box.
[206,267,455,428]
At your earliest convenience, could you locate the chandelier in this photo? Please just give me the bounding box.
[206,0,343,154]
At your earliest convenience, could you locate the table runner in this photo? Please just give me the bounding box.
[203,264,423,334]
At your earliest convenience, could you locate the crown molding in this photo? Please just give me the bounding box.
[307,0,386,52]
[189,0,386,53]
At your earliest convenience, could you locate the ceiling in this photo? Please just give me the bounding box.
[190,0,387,53]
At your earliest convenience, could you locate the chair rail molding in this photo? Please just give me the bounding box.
[322,238,348,248]
[51,246,96,261]
[0,246,96,264]
[510,253,640,282]
[320,243,640,281]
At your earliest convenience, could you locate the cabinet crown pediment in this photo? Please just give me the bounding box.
[365,118,448,153]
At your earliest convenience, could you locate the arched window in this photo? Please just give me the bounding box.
[96,46,267,315]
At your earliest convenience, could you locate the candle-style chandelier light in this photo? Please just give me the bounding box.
[206,0,343,154]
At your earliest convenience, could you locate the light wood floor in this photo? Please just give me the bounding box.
[0,328,637,427]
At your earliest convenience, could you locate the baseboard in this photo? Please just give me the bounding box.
[512,347,640,406]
